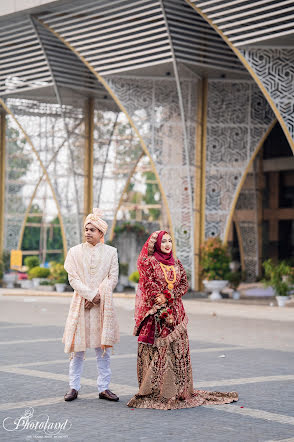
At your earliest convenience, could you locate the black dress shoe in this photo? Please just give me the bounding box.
[99,389,119,401]
[64,389,78,401]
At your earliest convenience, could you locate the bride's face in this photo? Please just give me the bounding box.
[160,233,172,254]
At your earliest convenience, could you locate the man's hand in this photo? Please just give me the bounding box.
[92,293,100,304]
[85,300,94,310]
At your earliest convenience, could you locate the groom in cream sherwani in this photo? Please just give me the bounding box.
[63,208,119,402]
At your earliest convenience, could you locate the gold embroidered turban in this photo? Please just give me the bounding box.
[84,208,108,235]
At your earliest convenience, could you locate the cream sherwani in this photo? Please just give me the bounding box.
[63,242,119,353]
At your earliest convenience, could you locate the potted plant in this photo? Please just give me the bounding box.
[28,266,50,288]
[119,262,129,288]
[200,236,231,300]
[263,259,292,307]
[228,271,244,300]
[0,259,3,285]
[50,262,68,292]
[38,280,55,292]
[22,256,41,288]
[24,256,40,269]
[1,250,17,288]
[129,270,139,292]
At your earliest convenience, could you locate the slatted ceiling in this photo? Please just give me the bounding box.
[99,58,173,76]
[214,0,294,20]
[68,20,167,46]
[192,0,294,46]
[1,54,45,69]
[97,54,173,76]
[200,0,283,14]
[0,0,249,98]
[0,18,51,95]
[33,18,107,97]
[60,6,163,37]
[227,13,294,34]
[0,63,49,80]
[38,0,174,75]
[72,23,168,51]
[221,5,294,30]
[83,35,168,58]
[39,0,146,23]
[89,44,171,65]
[165,0,244,72]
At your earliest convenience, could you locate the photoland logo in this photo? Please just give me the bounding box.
[3,407,72,437]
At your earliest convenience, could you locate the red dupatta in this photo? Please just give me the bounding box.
[134,230,175,339]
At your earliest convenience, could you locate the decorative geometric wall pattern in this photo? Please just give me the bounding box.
[235,173,259,282]
[107,74,198,271]
[240,48,294,149]
[205,80,274,242]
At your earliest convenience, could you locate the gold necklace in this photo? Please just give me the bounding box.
[159,262,176,290]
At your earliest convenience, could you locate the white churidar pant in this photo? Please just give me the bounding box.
[69,347,111,392]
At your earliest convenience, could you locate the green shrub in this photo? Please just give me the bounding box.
[200,236,231,281]
[39,280,54,286]
[0,259,3,280]
[114,222,147,237]
[119,262,129,276]
[50,262,68,284]
[129,270,139,283]
[227,271,245,290]
[263,259,292,296]
[2,250,10,273]
[28,266,50,279]
[24,256,40,270]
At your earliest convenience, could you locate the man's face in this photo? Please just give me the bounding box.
[85,223,103,245]
[160,233,172,254]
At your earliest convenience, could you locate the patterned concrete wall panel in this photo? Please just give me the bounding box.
[241,48,294,148]
[239,220,258,282]
[205,80,274,240]
[236,183,258,282]
[107,76,197,270]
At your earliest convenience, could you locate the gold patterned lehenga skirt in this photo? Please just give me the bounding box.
[127,328,238,410]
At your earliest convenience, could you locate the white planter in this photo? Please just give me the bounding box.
[203,280,228,300]
[38,285,54,292]
[116,282,124,292]
[55,283,66,293]
[3,273,17,288]
[276,295,289,307]
[20,280,33,289]
[32,278,46,288]
[232,290,241,300]
[120,275,129,287]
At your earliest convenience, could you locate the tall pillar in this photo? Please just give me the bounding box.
[0,110,6,258]
[84,97,94,218]
[194,78,208,290]
[256,150,264,277]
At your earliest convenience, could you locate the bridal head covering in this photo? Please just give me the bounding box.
[133,230,175,340]
[153,231,175,266]
[84,208,108,235]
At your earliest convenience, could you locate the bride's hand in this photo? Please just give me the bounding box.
[155,294,166,305]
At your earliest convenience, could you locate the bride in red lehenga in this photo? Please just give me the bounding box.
[127,230,238,410]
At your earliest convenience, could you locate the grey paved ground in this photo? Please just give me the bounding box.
[0,295,294,442]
